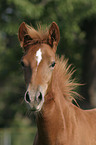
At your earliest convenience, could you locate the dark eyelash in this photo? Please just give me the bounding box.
[50,61,56,68]
[21,60,25,67]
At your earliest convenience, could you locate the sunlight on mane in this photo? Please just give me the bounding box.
[26,23,49,41]
[53,56,81,103]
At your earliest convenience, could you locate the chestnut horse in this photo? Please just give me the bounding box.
[18,22,96,145]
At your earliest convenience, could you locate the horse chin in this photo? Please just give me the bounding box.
[30,103,44,112]
[25,102,43,112]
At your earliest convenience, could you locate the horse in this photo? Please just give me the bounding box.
[18,22,96,145]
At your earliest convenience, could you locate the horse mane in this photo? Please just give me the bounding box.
[24,23,49,48]
[52,56,80,103]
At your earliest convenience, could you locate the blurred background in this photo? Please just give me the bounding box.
[0,0,96,144]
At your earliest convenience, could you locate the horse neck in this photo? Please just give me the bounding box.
[36,80,74,145]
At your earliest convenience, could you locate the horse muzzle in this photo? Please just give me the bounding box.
[24,90,44,111]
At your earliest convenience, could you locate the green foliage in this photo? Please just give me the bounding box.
[0,125,36,145]
[0,0,96,127]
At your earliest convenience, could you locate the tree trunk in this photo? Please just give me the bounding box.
[81,18,96,108]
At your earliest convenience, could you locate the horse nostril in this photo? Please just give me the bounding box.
[37,92,42,103]
[25,91,31,103]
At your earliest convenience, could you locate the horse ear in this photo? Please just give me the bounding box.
[18,22,32,49]
[48,22,60,53]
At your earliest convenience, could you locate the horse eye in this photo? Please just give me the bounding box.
[50,61,56,68]
[21,60,25,67]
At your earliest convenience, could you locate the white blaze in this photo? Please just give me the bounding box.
[36,49,42,66]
